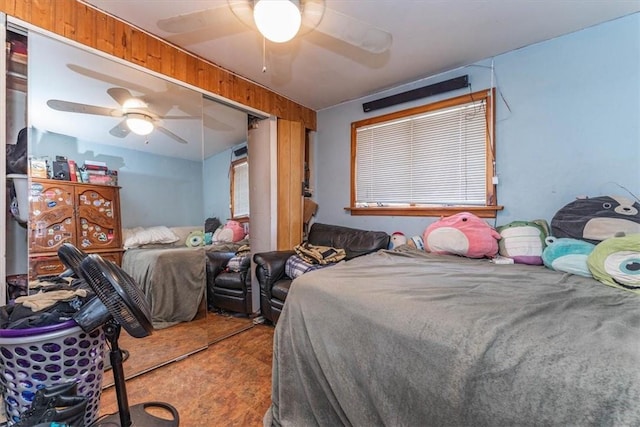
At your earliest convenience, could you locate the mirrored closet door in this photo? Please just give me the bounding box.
[10,25,254,382]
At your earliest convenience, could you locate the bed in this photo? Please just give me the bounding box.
[121,226,246,329]
[267,246,640,426]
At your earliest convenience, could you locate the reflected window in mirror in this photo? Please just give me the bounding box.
[231,157,249,221]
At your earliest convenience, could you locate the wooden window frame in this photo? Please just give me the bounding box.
[347,88,503,218]
[230,158,249,222]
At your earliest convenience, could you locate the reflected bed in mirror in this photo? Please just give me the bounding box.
[26,29,253,382]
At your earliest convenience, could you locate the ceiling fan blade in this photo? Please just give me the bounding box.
[47,99,121,117]
[109,119,131,138]
[299,0,325,35]
[158,4,242,33]
[67,64,159,99]
[227,0,257,30]
[107,87,135,106]
[156,125,188,144]
[313,7,392,54]
[203,113,234,132]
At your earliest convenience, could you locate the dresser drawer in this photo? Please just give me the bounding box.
[29,256,66,278]
[29,251,123,279]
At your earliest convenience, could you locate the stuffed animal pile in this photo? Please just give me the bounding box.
[390,195,640,294]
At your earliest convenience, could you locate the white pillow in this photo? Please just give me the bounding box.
[124,226,179,248]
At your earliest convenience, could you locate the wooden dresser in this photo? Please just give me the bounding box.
[28,178,123,278]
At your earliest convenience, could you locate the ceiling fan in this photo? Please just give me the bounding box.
[157,0,393,54]
[46,87,189,144]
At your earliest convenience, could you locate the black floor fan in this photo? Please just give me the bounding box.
[72,253,179,427]
[57,243,89,278]
[58,244,129,369]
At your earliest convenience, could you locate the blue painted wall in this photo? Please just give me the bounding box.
[202,142,248,224]
[203,147,232,222]
[31,130,204,228]
[314,13,640,238]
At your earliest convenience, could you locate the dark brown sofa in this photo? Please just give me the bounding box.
[253,223,389,324]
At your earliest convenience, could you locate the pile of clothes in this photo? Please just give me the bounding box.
[0,276,93,330]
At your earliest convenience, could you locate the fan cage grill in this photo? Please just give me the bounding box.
[57,244,88,277]
[80,255,153,339]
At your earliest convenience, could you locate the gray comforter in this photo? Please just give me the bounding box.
[122,242,243,329]
[268,247,640,427]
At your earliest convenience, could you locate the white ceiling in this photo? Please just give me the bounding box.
[81,0,640,112]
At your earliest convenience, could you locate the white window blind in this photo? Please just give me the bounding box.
[355,99,487,206]
[232,161,250,217]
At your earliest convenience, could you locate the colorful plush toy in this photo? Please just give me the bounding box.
[497,220,549,265]
[587,233,640,293]
[217,220,246,243]
[388,232,407,249]
[406,235,425,251]
[423,212,501,258]
[186,230,205,247]
[542,237,595,277]
[551,196,640,244]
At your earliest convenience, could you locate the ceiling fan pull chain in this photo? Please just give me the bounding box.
[262,36,267,73]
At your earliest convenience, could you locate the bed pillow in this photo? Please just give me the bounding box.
[587,233,640,293]
[542,237,595,277]
[123,226,179,248]
[423,212,501,258]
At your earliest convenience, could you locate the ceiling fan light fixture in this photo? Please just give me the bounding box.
[126,113,154,136]
[253,0,301,43]
[122,97,147,110]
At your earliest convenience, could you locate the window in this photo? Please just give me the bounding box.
[349,89,502,218]
[231,158,249,220]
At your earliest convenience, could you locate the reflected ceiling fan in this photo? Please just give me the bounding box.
[158,0,392,54]
[47,87,188,144]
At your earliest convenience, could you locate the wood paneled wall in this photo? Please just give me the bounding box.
[0,0,317,130]
[276,118,305,249]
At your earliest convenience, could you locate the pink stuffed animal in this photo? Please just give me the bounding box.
[423,212,501,258]
[217,220,246,243]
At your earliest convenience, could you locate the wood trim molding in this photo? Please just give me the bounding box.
[0,0,317,130]
[345,205,504,218]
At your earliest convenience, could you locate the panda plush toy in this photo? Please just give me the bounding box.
[551,196,640,244]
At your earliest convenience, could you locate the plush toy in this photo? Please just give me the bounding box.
[217,220,246,243]
[587,233,640,293]
[388,232,407,249]
[204,232,213,245]
[497,220,549,265]
[551,196,640,244]
[541,237,595,277]
[406,235,425,251]
[423,212,501,258]
[186,230,205,247]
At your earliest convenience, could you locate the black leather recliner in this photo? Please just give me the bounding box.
[253,223,389,324]
[206,251,253,315]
